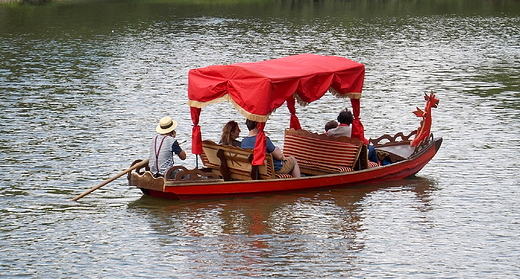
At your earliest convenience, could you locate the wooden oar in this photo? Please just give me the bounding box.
[71,159,149,201]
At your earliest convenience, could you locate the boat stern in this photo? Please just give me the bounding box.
[128,171,165,192]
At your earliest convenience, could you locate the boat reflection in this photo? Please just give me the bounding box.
[128,176,436,238]
[126,177,435,273]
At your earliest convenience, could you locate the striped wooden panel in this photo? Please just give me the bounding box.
[275,173,293,178]
[298,159,354,173]
[283,134,361,168]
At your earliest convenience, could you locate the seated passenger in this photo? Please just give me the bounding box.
[324,120,338,135]
[328,108,379,164]
[219,120,241,147]
[327,108,353,137]
[149,116,187,177]
[241,119,301,178]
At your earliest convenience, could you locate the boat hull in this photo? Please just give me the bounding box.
[129,137,442,200]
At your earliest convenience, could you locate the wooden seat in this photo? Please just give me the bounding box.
[201,140,290,181]
[369,131,417,163]
[283,128,364,175]
[164,166,223,184]
[200,140,222,170]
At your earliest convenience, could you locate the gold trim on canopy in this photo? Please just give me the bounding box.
[329,87,362,99]
[188,94,270,122]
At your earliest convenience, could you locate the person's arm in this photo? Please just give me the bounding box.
[271,146,284,160]
[172,140,187,161]
[266,137,284,160]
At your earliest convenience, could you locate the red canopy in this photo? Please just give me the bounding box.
[188,54,367,165]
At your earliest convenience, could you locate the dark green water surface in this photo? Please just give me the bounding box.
[1,1,519,278]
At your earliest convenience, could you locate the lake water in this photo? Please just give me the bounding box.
[1,0,519,278]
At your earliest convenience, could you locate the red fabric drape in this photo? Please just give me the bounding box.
[286,97,301,130]
[252,122,266,165]
[350,98,369,145]
[190,107,202,155]
[188,54,365,120]
[187,54,368,158]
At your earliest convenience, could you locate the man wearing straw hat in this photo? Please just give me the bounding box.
[149,116,187,177]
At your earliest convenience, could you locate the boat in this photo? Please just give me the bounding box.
[127,54,442,200]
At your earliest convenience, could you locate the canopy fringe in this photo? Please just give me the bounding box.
[188,94,269,122]
[329,87,362,99]
[292,88,362,107]
[187,89,361,123]
[293,93,309,107]
[229,99,270,122]
[187,95,230,109]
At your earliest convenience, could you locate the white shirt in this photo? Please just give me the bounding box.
[149,134,178,175]
[327,124,352,138]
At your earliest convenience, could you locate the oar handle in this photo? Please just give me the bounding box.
[71,159,149,201]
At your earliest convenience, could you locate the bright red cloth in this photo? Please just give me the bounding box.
[286,97,302,130]
[188,54,364,117]
[190,107,202,155]
[253,122,267,165]
[188,54,366,165]
[350,98,369,144]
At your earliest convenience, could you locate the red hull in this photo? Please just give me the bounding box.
[136,138,442,200]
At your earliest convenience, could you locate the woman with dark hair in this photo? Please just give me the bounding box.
[220,120,241,147]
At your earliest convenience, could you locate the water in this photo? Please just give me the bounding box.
[1,0,519,277]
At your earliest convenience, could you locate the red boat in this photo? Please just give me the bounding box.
[127,54,442,200]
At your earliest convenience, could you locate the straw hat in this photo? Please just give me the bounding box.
[156,116,178,134]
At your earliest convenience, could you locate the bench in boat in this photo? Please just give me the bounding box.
[128,159,223,191]
[283,128,369,175]
[369,131,417,163]
[201,140,291,181]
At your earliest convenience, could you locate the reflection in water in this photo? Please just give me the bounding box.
[1,0,519,277]
[127,177,435,274]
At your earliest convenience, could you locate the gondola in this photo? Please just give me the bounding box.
[127,54,442,200]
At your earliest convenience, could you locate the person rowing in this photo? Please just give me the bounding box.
[149,116,187,178]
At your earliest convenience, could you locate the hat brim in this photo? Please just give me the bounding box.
[156,120,178,134]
